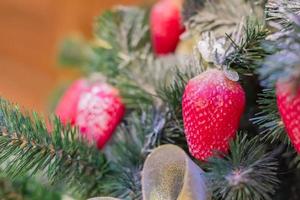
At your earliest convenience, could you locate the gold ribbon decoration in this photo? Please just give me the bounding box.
[142,144,210,200]
[89,144,210,200]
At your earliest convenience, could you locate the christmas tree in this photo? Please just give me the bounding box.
[1,0,300,199]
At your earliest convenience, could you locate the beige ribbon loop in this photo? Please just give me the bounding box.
[142,144,210,200]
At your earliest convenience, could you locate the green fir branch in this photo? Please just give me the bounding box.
[0,99,115,198]
[207,134,279,200]
[157,69,190,113]
[251,89,288,143]
[161,110,187,150]
[106,110,153,199]
[111,77,153,109]
[157,64,202,113]
[94,7,152,78]
[0,174,62,200]
[104,108,161,199]
[224,19,269,75]
[95,7,150,56]
[105,105,189,199]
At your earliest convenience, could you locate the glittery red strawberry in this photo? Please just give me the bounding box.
[56,79,125,149]
[182,69,246,161]
[276,81,300,153]
[76,82,125,149]
[150,0,184,55]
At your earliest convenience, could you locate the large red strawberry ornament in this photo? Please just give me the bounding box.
[150,0,184,55]
[55,79,125,149]
[276,81,300,153]
[182,69,245,161]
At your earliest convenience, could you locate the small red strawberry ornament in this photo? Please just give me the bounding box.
[56,79,125,149]
[150,0,184,55]
[276,81,300,153]
[76,83,125,149]
[182,69,245,161]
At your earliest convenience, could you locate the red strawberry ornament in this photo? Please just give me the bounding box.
[276,81,300,153]
[150,0,184,55]
[76,83,125,149]
[56,79,125,149]
[182,69,245,161]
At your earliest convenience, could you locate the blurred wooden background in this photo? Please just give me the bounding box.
[0,0,151,113]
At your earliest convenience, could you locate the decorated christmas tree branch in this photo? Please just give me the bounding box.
[206,134,279,200]
[0,99,114,198]
[3,0,300,199]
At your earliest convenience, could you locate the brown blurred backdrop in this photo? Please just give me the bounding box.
[0,0,152,114]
